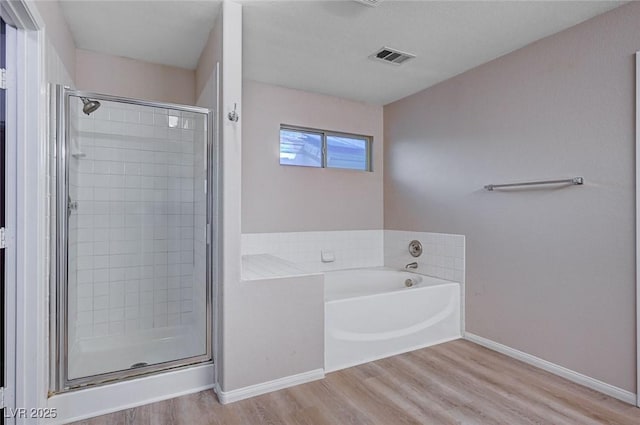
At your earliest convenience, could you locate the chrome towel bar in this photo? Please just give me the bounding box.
[484,177,583,191]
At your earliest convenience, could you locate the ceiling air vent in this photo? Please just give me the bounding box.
[369,47,415,65]
[353,0,384,7]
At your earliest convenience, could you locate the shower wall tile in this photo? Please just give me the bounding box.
[384,230,465,283]
[241,230,465,283]
[68,100,207,343]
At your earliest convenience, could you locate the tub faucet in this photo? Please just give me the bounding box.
[405,262,418,270]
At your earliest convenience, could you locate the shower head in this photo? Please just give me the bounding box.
[80,97,101,115]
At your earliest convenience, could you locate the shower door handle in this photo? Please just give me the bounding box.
[68,197,78,216]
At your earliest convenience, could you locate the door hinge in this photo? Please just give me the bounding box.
[0,227,6,249]
[0,386,5,409]
[0,68,6,90]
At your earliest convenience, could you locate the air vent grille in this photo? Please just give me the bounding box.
[353,0,384,7]
[369,47,415,65]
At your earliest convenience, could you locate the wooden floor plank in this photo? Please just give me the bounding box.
[444,341,639,424]
[70,340,640,425]
[430,343,606,424]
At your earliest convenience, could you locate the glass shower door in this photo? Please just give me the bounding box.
[56,87,213,388]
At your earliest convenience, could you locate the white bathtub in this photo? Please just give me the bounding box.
[324,267,461,372]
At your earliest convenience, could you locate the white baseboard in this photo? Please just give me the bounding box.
[464,333,636,405]
[45,364,215,424]
[215,368,325,404]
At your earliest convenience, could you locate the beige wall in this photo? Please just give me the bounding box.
[242,80,384,233]
[207,0,244,393]
[36,1,197,105]
[196,17,222,104]
[75,49,196,105]
[30,0,76,411]
[384,2,639,392]
[34,0,76,82]
[225,275,324,390]
[193,5,227,390]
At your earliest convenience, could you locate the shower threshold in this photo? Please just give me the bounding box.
[68,325,206,381]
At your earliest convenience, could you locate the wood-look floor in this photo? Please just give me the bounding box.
[70,340,640,425]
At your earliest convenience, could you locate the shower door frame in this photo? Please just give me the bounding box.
[52,85,218,392]
[636,50,640,408]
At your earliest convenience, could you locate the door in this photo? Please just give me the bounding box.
[53,88,214,391]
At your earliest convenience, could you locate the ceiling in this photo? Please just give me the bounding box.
[242,0,625,105]
[58,1,625,104]
[59,0,222,70]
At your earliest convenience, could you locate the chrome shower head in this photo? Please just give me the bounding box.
[80,97,101,115]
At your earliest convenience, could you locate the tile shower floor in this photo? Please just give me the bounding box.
[68,326,205,380]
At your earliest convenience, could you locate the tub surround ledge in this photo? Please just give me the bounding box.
[241,254,320,281]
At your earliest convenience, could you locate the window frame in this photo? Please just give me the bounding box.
[280,124,373,172]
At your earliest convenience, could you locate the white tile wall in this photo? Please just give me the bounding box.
[67,98,207,342]
[241,230,465,284]
[384,230,465,283]
[241,230,384,274]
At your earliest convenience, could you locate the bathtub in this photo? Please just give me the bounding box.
[324,267,461,372]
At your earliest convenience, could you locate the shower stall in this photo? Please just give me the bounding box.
[51,86,217,391]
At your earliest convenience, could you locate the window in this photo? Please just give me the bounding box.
[279,127,323,168]
[279,125,372,171]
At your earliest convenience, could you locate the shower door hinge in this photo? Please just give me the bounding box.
[0,227,6,249]
[0,68,6,90]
